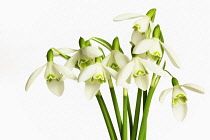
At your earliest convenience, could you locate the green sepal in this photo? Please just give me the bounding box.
[85,40,91,46]
[172,77,179,86]
[47,49,54,62]
[152,25,161,38]
[112,37,120,51]
[146,8,156,21]
[79,37,86,48]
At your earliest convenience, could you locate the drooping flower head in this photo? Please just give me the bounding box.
[159,77,205,121]
[102,37,130,72]
[65,37,103,70]
[25,49,77,96]
[133,25,181,68]
[114,9,156,46]
[117,55,166,90]
[78,57,117,99]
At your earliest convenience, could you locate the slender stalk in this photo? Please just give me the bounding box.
[131,88,142,140]
[96,92,118,140]
[51,47,70,59]
[122,88,128,140]
[143,91,148,140]
[127,95,133,138]
[108,78,122,134]
[138,86,156,140]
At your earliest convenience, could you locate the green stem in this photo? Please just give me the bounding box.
[138,86,156,140]
[127,95,133,138]
[131,88,142,140]
[108,78,122,134]
[122,88,128,140]
[96,92,118,140]
[143,91,147,140]
[51,47,70,59]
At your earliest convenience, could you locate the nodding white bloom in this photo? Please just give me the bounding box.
[78,62,117,100]
[65,46,103,70]
[102,50,130,72]
[25,49,77,96]
[131,30,146,46]
[25,61,77,96]
[133,37,181,68]
[117,56,166,90]
[113,13,152,33]
[159,78,205,121]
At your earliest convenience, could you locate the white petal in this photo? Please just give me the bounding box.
[113,13,144,21]
[65,52,80,69]
[53,48,77,56]
[78,64,97,82]
[133,39,156,54]
[25,65,46,91]
[85,81,100,100]
[101,53,111,66]
[53,63,77,80]
[131,30,145,45]
[44,61,54,79]
[159,88,172,103]
[140,59,167,77]
[81,46,102,58]
[114,51,130,69]
[181,83,205,94]
[103,66,118,79]
[161,42,181,69]
[172,86,186,98]
[46,80,64,96]
[134,17,150,33]
[172,103,187,121]
[134,75,149,91]
[117,61,134,86]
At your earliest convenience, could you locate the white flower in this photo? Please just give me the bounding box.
[116,56,166,90]
[65,46,103,70]
[78,62,117,100]
[159,83,205,121]
[25,61,77,96]
[102,50,130,72]
[133,37,181,68]
[113,13,153,33]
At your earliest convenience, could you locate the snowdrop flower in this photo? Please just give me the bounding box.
[113,9,156,33]
[133,25,181,68]
[117,56,166,90]
[102,37,130,72]
[102,50,129,72]
[25,49,77,96]
[159,77,205,121]
[114,9,156,46]
[65,45,103,70]
[78,59,117,100]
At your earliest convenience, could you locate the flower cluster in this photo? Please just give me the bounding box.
[25,9,205,139]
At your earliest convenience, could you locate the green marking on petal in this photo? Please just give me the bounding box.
[78,59,93,69]
[46,74,60,82]
[173,98,178,105]
[111,63,120,71]
[93,74,106,84]
[133,70,147,78]
[180,96,188,103]
[173,94,188,105]
[133,24,141,31]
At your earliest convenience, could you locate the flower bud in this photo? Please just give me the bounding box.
[172,77,179,86]
[146,8,156,20]
[152,25,161,38]
[79,37,86,48]
[47,49,54,62]
[112,37,120,50]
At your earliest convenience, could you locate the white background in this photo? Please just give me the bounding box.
[0,0,209,140]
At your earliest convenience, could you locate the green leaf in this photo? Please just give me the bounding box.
[90,37,112,51]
